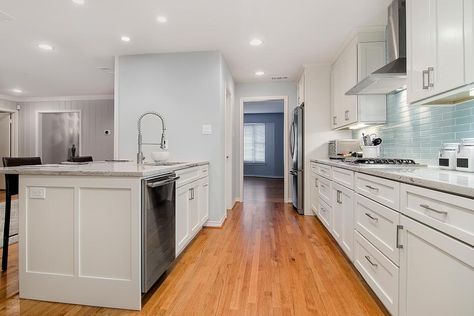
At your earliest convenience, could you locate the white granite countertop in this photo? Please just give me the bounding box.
[311,159,474,199]
[0,161,209,178]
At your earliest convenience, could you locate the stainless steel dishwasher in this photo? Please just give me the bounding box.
[142,173,179,293]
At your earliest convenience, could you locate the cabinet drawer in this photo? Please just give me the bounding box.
[400,184,474,246]
[176,167,200,188]
[355,173,400,210]
[310,162,318,174]
[318,176,332,205]
[355,194,400,265]
[316,163,332,179]
[332,167,354,189]
[318,199,332,231]
[354,231,399,316]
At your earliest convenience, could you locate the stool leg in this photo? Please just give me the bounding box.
[2,192,12,271]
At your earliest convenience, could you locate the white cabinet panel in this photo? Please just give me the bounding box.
[25,187,74,275]
[318,176,332,205]
[332,167,354,189]
[355,173,400,211]
[79,188,132,280]
[199,177,209,226]
[399,215,474,316]
[407,0,436,103]
[434,0,465,94]
[190,182,200,238]
[318,199,332,231]
[332,182,355,260]
[310,171,320,216]
[176,184,190,256]
[465,0,474,83]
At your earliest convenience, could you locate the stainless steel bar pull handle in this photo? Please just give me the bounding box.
[337,190,342,204]
[365,256,378,267]
[427,67,434,88]
[365,185,379,191]
[147,176,180,188]
[365,213,378,222]
[315,178,318,188]
[396,225,404,249]
[333,116,337,125]
[422,69,429,89]
[420,204,448,215]
[345,110,349,121]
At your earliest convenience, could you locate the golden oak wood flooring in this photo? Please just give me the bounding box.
[0,179,387,315]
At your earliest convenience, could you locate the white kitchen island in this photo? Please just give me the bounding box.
[0,161,209,310]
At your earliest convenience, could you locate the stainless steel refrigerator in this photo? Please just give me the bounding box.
[290,104,304,214]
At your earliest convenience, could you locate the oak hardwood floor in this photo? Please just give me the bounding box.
[0,178,387,315]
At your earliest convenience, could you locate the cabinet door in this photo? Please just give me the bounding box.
[176,185,190,256]
[434,0,465,94]
[332,182,355,260]
[331,61,343,128]
[341,40,358,126]
[297,73,305,104]
[407,0,436,103]
[331,184,343,242]
[310,173,319,216]
[189,183,200,237]
[399,215,474,316]
[199,177,209,226]
[465,0,474,83]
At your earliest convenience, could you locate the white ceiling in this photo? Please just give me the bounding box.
[244,100,284,114]
[0,0,390,97]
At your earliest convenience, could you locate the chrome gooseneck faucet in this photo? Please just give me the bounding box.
[137,111,167,164]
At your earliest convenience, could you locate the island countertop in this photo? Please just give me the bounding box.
[0,161,209,178]
[311,158,474,199]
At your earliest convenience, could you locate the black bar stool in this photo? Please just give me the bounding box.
[70,156,93,162]
[2,157,42,271]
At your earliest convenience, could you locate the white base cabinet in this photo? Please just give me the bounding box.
[399,215,474,316]
[331,182,354,260]
[175,165,209,257]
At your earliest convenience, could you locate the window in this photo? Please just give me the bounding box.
[244,123,265,163]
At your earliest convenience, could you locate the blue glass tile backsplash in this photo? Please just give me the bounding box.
[352,90,474,165]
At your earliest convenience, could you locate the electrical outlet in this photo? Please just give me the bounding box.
[202,124,212,135]
[29,187,46,199]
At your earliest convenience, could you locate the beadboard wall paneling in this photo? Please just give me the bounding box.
[18,99,114,161]
[353,91,474,165]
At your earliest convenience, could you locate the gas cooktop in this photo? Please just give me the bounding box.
[344,158,417,165]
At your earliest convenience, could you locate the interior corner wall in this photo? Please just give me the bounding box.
[117,51,229,224]
[303,64,352,215]
[233,81,298,201]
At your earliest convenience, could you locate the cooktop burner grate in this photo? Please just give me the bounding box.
[345,158,417,165]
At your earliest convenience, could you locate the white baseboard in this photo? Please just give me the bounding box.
[204,212,227,227]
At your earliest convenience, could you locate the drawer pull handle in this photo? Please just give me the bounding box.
[365,213,378,222]
[365,185,379,191]
[337,190,342,204]
[396,225,404,249]
[364,255,378,268]
[420,204,448,215]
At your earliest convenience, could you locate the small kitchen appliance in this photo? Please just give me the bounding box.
[439,143,459,170]
[328,139,360,159]
[456,138,474,172]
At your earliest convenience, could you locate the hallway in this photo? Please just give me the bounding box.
[0,178,386,315]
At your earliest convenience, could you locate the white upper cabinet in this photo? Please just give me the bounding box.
[297,73,305,105]
[331,31,387,130]
[407,0,472,104]
[466,0,474,83]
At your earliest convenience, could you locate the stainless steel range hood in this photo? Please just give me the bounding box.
[346,0,407,95]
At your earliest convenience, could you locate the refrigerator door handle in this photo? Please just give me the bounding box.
[290,122,295,157]
[289,170,297,176]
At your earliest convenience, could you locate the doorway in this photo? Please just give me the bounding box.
[37,111,81,164]
[239,97,289,203]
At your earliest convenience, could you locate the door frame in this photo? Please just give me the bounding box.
[35,110,82,159]
[0,107,18,158]
[224,89,234,210]
[239,96,289,203]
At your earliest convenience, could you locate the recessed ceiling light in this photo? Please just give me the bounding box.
[38,43,53,51]
[121,36,131,42]
[72,0,85,5]
[12,88,23,93]
[249,38,263,46]
[156,16,168,23]
[255,71,265,76]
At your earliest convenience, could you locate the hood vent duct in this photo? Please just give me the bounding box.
[346,0,407,95]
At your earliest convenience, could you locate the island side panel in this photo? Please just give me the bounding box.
[18,175,142,310]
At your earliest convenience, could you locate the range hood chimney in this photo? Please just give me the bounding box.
[346,0,407,95]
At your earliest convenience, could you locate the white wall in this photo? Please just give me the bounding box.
[302,64,351,215]
[233,81,297,201]
[116,51,233,225]
[18,99,114,160]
